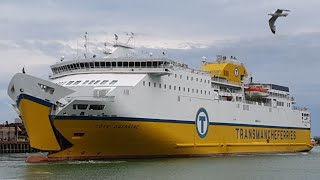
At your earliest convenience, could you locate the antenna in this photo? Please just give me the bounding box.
[103,42,112,55]
[125,32,134,45]
[84,32,89,52]
[114,34,118,45]
[76,40,79,58]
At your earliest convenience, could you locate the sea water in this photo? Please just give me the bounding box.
[0,146,319,180]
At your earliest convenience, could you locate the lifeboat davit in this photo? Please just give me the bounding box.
[244,87,269,97]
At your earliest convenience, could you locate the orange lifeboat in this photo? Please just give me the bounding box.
[244,86,269,98]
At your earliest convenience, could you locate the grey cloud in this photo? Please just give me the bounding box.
[1,0,320,41]
[0,0,319,134]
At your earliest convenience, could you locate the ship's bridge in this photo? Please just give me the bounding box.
[201,55,249,84]
[49,46,173,79]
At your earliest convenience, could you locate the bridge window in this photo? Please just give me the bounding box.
[129,62,134,68]
[111,62,116,67]
[154,83,156,87]
[123,62,128,68]
[152,61,157,67]
[117,62,123,67]
[141,62,146,68]
[147,62,152,68]
[105,62,111,68]
[101,62,106,68]
[89,105,105,110]
[143,81,145,86]
[135,62,140,68]
[85,63,89,68]
[94,62,100,68]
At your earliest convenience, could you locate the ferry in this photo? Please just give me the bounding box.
[7,34,312,161]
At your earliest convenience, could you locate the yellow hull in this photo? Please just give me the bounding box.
[18,94,313,160]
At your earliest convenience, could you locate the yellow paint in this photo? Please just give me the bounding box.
[201,62,248,84]
[17,97,311,158]
[47,119,312,159]
[18,98,61,151]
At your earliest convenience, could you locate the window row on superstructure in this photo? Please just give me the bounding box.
[170,73,211,84]
[57,79,118,86]
[268,91,289,99]
[51,60,170,74]
[143,81,212,95]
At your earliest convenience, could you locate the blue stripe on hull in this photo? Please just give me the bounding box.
[17,94,53,107]
[54,115,310,130]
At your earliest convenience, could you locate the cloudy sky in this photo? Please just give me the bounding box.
[0,0,319,135]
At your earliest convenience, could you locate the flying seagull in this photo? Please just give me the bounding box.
[268,9,290,34]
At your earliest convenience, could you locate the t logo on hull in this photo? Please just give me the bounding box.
[196,108,209,138]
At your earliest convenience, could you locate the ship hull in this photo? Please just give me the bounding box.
[17,94,312,160]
